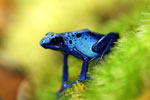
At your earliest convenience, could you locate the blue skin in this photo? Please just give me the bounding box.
[40,29,119,93]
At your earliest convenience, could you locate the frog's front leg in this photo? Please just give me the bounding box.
[90,32,119,63]
[68,48,90,86]
[58,54,69,93]
[74,48,90,81]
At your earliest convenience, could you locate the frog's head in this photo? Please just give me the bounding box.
[40,32,65,50]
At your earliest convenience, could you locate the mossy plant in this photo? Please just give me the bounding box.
[59,81,88,100]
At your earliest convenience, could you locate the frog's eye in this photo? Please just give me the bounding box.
[50,37,64,45]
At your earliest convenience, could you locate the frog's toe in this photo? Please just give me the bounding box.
[56,84,69,95]
[56,85,70,99]
[95,56,103,64]
[86,77,92,80]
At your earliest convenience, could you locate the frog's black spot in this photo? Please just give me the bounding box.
[45,33,49,35]
[89,32,95,36]
[76,33,82,38]
[62,33,65,35]
[49,36,64,45]
[72,34,74,37]
[51,34,54,36]
[69,40,72,44]
[85,38,87,40]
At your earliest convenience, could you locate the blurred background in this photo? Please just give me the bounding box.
[0,0,149,100]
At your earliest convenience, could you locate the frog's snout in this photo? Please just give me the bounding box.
[40,38,50,46]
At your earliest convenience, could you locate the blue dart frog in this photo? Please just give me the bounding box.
[40,29,119,93]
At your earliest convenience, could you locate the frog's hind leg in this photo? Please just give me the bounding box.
[91,32,119,64]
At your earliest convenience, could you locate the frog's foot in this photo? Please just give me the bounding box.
[68,77,92,87]
[56,83,73,100]
[95,56,103,64]
[88,55,104,64]
[56,77,91,99]
[56,83,69,96]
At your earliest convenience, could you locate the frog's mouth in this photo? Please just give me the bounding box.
[41,44,61,50]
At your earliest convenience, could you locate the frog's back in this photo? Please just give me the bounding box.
[61,29,104,58]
